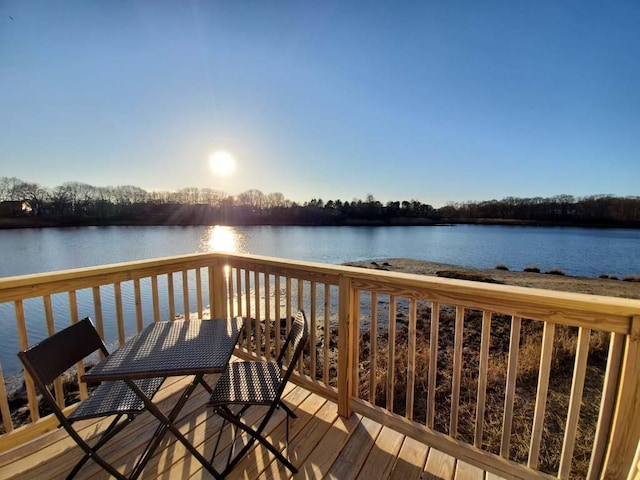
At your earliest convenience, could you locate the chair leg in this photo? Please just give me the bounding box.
[210,405,249,470]
[280,400,297,419]
[211,416,228,464]
[65,414,132,480]
[216,408,298,476]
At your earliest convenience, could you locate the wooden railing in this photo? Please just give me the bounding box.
[1,252,639,479]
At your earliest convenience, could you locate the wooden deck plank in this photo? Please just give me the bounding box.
[324,416,383,479]
[355,425,405,480]
[423,448,456,480]
[455,460,485,480]
[291,412,362,480]
[388,436,429,480]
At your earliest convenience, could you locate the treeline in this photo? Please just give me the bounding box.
[440,194,640,225]
[1,177,639,227]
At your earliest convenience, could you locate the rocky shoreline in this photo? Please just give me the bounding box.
[343,258,640,300]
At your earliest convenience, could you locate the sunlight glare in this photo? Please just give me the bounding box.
[201,225,240,253]
[209,151,236,176]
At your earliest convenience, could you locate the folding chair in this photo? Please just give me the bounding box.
[17,317,165,480]
[207,310,309,476]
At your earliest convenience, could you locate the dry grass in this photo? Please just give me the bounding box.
[356,305,607,479]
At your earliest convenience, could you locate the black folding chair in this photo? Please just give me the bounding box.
[207,310,310,476]
[17,317,165,480]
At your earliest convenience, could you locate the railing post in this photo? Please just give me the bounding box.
[211,258,228,319]
[600,316,640,479]
[337,274,355,417]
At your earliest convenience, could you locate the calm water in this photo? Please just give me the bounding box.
[1,225,639,375]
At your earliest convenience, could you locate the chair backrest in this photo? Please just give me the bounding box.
[276,310,309,384]
[18,317,108,389]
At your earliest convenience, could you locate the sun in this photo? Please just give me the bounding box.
[209,151,236,176]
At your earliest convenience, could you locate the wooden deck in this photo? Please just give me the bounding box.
[0,372,502,480]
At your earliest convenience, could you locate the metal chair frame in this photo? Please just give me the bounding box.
[17,317,164,480]
[208,310,310,476]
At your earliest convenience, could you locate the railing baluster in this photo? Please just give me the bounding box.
[43,295,64,409]
[92,286,105,355]
[310,281,318,380]
[559,326,591,479]
[208,266,215,319]
[501,315,522,458]
[244,269,251,351]
[528,322,556,469]
[387,295,397,413]
[114,282,125,345]
[450,306,465,438]
[254,270,261,357]
[297,279,305,372]
[427,301,439,428]
[151,276,160,323]
[0,363,13,433]
[182,270,189,319]
[323,283,331,385]
[236,267,242,318]
[226,267,233,317]
[68,290,88,400]
[286,277,292,360]
[352,289,361,403]
[275,275,282,356]
[369,292,377,404]
[133,279,143,332]
[15,300,39,422]
[167,273,175,320]
[406,298,417,421]
[264,273,271,361]
[196,267,203,319]
[475,310,492,448]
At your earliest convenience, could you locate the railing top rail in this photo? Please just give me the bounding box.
[0,252,220,302]
[218,253,640,334]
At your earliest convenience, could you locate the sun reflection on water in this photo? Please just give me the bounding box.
[199,226,244,253]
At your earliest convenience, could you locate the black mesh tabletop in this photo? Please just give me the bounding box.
[83,318,242,382]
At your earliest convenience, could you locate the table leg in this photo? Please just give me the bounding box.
[125,375,223,480]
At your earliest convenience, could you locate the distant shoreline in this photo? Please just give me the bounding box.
[343,258,640,300]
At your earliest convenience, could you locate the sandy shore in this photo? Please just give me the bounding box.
[344,258,640,300]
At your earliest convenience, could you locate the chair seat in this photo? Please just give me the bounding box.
[69,377,165,421]
[208,361,281,406]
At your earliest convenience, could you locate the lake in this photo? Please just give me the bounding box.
[1,224,639,375]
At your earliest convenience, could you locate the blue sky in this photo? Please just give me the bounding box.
[1,1,638,207]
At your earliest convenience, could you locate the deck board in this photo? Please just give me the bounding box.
[423,448,457,480]
[388,436,429,480]
[324,416,383,479]
[0,375,497,480]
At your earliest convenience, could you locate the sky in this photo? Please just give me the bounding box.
[1,1,639,207]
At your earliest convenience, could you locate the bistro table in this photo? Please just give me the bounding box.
[82,317,243,480]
